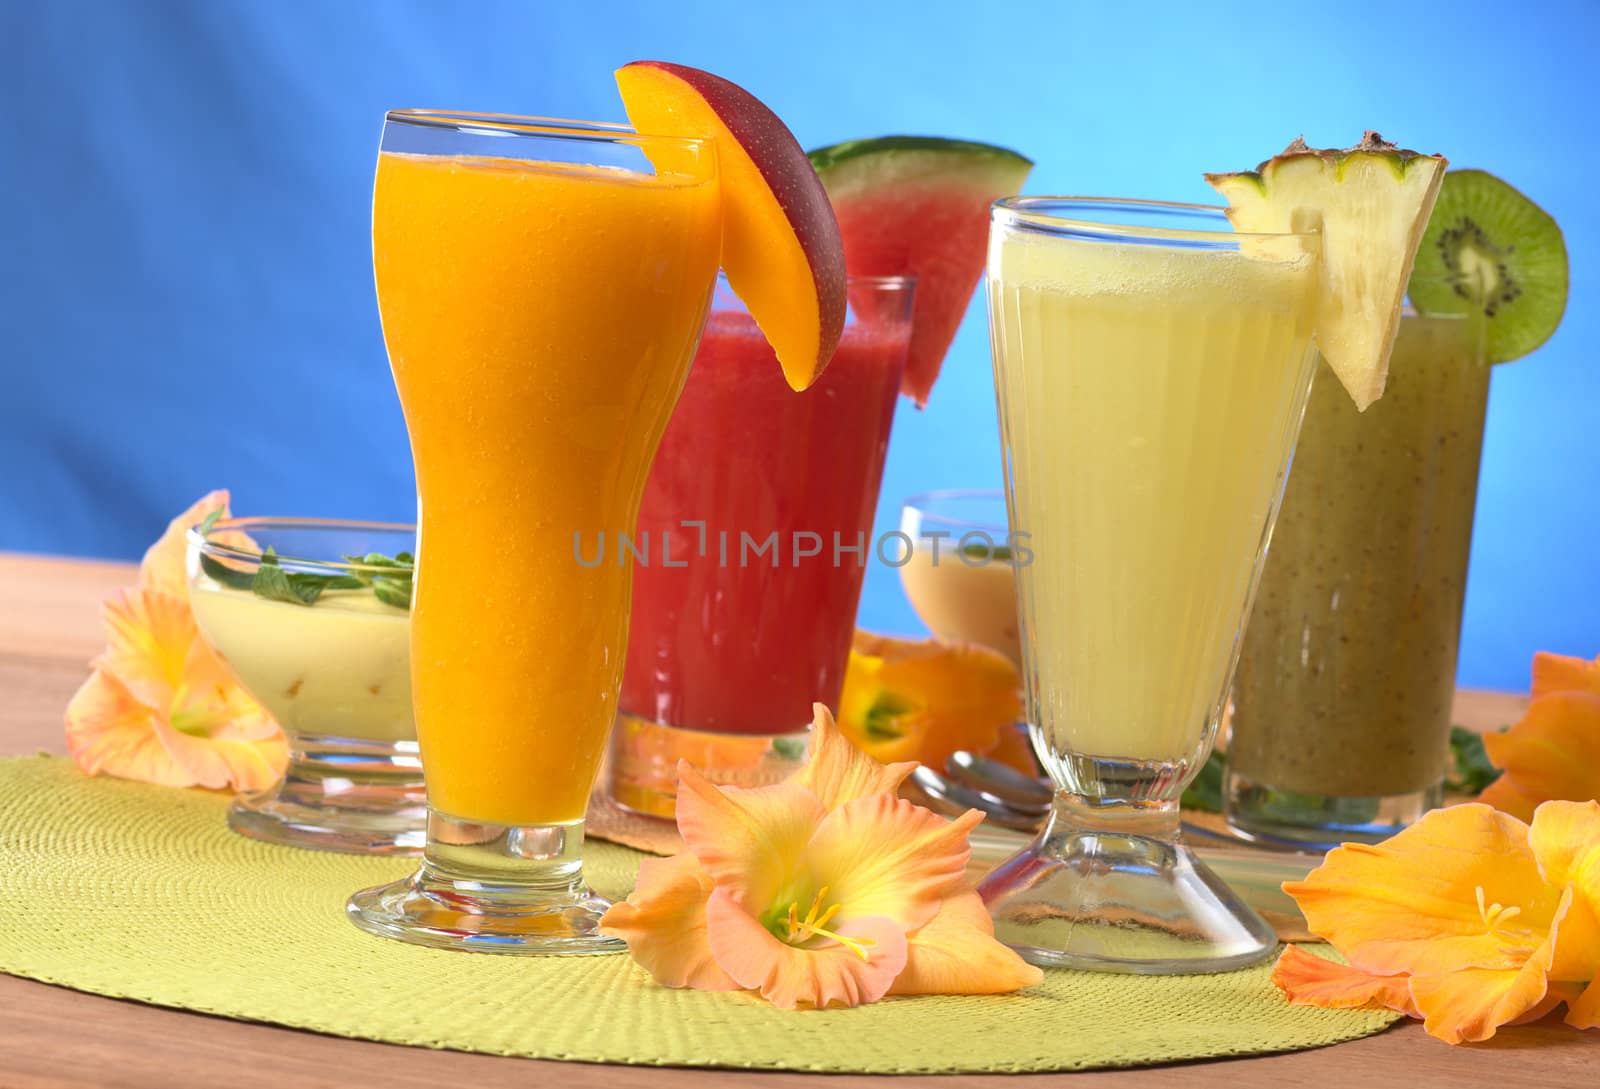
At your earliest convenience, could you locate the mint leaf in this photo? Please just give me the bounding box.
[1447,726,1502,794]
[252,561,311,606]
[1181,750,1225,812]
[960,543,1012,562]
[199,553,254,591]
[771,736,807,762]
[372,578,412,610]
[319,575,367,592]
[222,547,414,609]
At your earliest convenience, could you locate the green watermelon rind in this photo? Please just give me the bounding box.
[807,135,1033,187]
[805,135,1033,406]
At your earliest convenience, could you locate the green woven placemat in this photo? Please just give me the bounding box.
[0,755,1397,1073]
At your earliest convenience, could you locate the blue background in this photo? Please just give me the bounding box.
[6,0,1596,689]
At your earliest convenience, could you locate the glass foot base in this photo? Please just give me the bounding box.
[227,734,426,855]
[978,795,1278,974]
[1223,771,1443,852]
[608,712,808,820]
[346,810,624,955]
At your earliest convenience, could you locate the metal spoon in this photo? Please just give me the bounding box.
[946,750,1051,813]
[907,765,1042,833]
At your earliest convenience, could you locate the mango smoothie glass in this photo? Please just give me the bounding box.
[346,111,720,954]
[978,198,1319,973]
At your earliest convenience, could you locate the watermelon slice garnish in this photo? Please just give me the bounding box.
[808,136,1032,407]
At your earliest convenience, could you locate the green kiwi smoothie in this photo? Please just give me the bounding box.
[1227,310,1488,809]
[1224,166,1567,845]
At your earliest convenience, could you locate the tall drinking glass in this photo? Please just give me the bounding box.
[978,198,1320,972]
[1226,301,1489,847]
[610,275,914,817]
[346,111,720,954]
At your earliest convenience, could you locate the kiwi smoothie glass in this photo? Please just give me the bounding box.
[1225,296,1488,847]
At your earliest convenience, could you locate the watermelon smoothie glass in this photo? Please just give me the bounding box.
[611,275,914,816]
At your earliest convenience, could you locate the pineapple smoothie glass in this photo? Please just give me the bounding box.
[345,111,720,955]
[978,198,1320,973]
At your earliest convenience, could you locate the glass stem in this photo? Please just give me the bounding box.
[423,810,590,896]
[1047,791,1182,843]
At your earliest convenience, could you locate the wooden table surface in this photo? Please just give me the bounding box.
[0,552,1590,1088]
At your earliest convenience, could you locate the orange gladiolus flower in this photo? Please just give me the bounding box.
[64,492,286,792]
[600,704,1042,1009]
[1273,800,1600,1044]
[1479,652,1600,821]
[837,631,1030,773]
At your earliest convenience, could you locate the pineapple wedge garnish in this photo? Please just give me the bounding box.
[1207,133,1446,410]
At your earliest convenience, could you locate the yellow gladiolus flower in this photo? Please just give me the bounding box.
[1480,653,1600,820]
[63,491,286,793]
[1273,800,1600,1043]
[600,705,1042,1009]
[837,631,1029,773]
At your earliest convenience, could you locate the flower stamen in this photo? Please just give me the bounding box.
[782,886,876,961]
[1474,885,1523,934]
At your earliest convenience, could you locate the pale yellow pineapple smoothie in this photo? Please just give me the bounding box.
[988,227,1317,764]
[191,584,412,743]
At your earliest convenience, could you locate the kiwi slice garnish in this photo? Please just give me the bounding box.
[1408,169,1568,363]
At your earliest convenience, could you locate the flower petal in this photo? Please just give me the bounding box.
[838,633,1023,772]
[1408,886,1573,1044]
[66,588,286,793]
[704,887,907,1009]
[1565,976,1600,1029]
[1482,692,1600,809]
[1529,799,1600,886]
[1531,652,1600,700]
[138,490,232,599]
[1282,804,1560,976]
[1512,982,1583,1026]
[97,589,196,709]
[1476,773,1540,822]
[1409,964,1551,1044]
[1408,934,1560,1044]
[148,714,285,792]
[65,669,204,788]
[835,652,930,765]
[791,703,915,812]
[890,890,1042,996]
[674,766,822,909]
[1529,801,1600,982]
[1271,944,1420,1016]
[803,794,983,932]
[599,853,740,991]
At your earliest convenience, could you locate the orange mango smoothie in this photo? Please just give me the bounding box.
[374,150,719,826]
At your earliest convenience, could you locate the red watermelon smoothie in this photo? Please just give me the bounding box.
[611,276,914,816]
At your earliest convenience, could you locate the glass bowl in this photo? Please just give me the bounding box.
[898,489,1021,665]
[187,517,423,855]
